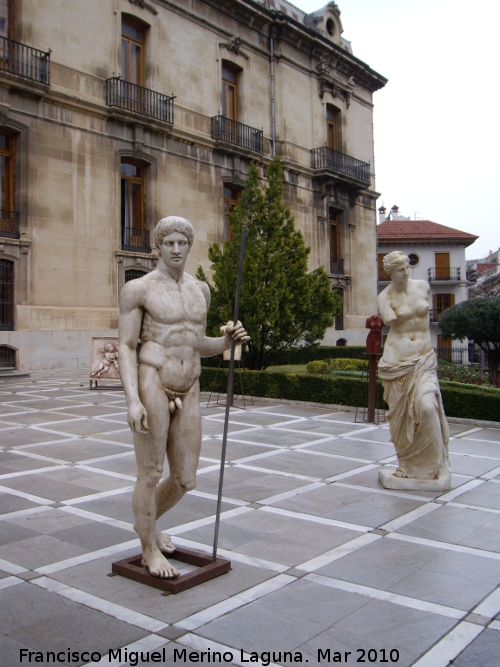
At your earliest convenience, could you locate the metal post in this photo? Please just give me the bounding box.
[212,225,247,561]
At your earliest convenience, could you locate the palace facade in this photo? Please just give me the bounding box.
[0,0,386,370]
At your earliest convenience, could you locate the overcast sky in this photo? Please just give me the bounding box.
[292,0,499,259]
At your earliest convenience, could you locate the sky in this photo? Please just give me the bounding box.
[291,0,499,260]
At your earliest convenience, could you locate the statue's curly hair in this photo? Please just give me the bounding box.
[154,216,194,248]
[383,251,409,275]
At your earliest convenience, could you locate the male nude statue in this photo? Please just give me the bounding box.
[118,216,249,578]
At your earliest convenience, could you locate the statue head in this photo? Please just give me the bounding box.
[154,216,194,249]
[383,251,409,276]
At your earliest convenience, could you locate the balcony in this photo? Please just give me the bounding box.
[121,227,150,254]
[330,257,344,275]
[0,36,50,85]
[429,309,443,323]
[428,267,460,282]
[211,116,263,154]
[0,210,20,239]
[106,78,174,124]
[311,147,370,186]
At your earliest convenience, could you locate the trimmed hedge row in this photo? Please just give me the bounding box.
[200,368,500,422]
[201,345,369,368]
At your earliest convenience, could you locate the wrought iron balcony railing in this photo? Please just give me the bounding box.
[434,346,467,364]
[0,210,20,239]
[106,77,174,124]
[466,269,477,283]
[429,309,443,323]
[330,257,344,275]
[121,226,150,253]
[0,36,50,85]
[311,147,370,184]
[211,116,263,154]
[428,267,461,281]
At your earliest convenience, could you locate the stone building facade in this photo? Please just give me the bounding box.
[0,0,386,370]
[377,206,478,360]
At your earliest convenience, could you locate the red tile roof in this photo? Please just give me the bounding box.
[377,219,478,247]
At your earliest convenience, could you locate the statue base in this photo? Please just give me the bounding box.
[379,465,451,492]
[110,546,231,595]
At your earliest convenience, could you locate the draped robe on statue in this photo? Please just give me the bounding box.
[378,350,450,479]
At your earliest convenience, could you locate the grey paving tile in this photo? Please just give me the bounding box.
[18,439,132,463]
[453,628,500,667]
[344,427,393,443]
[0,492,41,515]
[275,484,425,527]
[334,598,456,655]
[71,490,135,523]
[454,480,500,510]
[196,466,313,502]
[0,534,89,569]
[0,635,42,667]
[449,453,500,476]
[300,438,394,460]
[0,521,41,545]
[242,450,365,479]
[300,626,417,667]
[399,504,499,544]
[449,438,500,457]
[183,510,360,566]
[0,429,70,447]
[209,412,300,427]
[231,429,326,447]
[201,419,259,436]
[467,428,500,443]
[201,438,277,461]
[84,454,137,476]
[0,412,82,426]
[51,522,135,550]
[0,451,61,474]
[34,419,129,437]
[6,507,92,534]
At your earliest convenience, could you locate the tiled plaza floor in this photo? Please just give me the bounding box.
[1,371,500,666]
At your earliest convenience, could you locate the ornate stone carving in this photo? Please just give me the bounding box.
[220,35,249,59]
[128,0,158,15]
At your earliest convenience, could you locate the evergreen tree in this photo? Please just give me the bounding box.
[198,156,340,370]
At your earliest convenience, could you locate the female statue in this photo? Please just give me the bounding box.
[377,251,451,490]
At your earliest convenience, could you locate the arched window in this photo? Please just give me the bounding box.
[125,269,147,282]
[0,344,16,368]
[336,338,347,346]
[0,258,14,330]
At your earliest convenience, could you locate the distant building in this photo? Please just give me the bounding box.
[0,0,386,371]
[377,206,478,360]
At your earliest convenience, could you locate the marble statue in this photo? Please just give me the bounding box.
[377,251,451,491]
[118,216,249,578]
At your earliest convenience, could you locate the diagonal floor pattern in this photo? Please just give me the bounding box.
[1,370,499,666]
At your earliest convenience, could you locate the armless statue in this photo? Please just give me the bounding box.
[118,216,249,578]
[377,251,451,491]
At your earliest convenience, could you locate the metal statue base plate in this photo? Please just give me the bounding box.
[110,546,231,595]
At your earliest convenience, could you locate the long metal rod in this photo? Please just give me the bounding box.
[212,225,247,561]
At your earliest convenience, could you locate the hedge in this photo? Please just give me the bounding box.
[200,368,500,422]
[201,345,369,368]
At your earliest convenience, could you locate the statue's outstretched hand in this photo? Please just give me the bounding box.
[128,402,149,433]
[223,320,251,345]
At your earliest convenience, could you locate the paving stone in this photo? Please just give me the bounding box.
[444,627,500,667]
[0,534,89,569]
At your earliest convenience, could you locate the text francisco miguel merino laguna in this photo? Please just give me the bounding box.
[20,646,383,665]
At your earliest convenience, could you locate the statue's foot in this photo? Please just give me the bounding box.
[142,551,180,579]
[155,530,175,554]
[394,467,409,478]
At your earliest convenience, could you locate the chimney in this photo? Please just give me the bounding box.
[378,205,386,223]
[390,205,399,219]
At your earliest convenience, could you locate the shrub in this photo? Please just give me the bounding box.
[306,360,331,375]
[329,358,368,372]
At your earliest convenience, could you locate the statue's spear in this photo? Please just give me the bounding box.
[212,225,247,561]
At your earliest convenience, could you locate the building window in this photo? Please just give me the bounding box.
[334,287,344,330]
[125,269,147,282]
[336,338,347,346]
[222,63,238,121]
[223,185,240,241]
[121,159,149,252]
[121,18,145,86]
[408,253,419,267]
[378,253,390,281]
[329,209,343,274]
[0,129,16,236]
[435,252,450,280]
[0,344,15,368]
[433,293,455,316]
[0,0,13,40]
[436,334,452,362]
[326,104,341,151]
[0,258,14,330]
